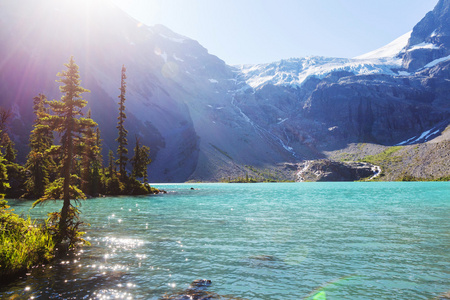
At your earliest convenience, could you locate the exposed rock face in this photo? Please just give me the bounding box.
[304,70,449,146]
[402,0,450,71]
[296,160,377,182]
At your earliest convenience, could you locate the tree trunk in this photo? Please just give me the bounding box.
[58,119,73,244]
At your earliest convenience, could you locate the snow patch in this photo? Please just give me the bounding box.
[408,42,439,51]
[396,127,442,145]
[328,126,338,131]
[397,71,411,76]
[208,79,219,83]
[277,118,288,125]
[423,54,450,68]
[415,129,434,142]
[158,33,185,43]
[173,54,184,62]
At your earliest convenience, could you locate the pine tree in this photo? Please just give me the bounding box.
[90,127,103,196]
[131,136,151,180]
[131,136,142,179]
[141,145,150,184]
[106,149,124,195]
[108,150,115,178]
[0,107,11,134]
[0,152,9,194]
[38,56,97,245]
[80,110,97,195]
[0,107,11,194]
[1,133,17,163]
[116,65,128,181]
[0,110,26,198]
[24,94,54,198]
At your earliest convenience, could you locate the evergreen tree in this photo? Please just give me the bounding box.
[24,94,54,199]
[90,127,103,196]
[80,110,97,195]
[108,150,115,178]
[0,107,11,194]
[116,65,128,181]
[0,153,9,194]
[2,133,17,163]
[105,150,124,195]
[141,145,150,184]
[38,56,97,245]
[0,107,11,134]
[0,110,26,198]
[131,136,151,180]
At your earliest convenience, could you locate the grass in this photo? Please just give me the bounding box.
[0,199,55,281]
[359,146,403,165]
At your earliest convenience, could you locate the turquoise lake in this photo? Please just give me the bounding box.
[1,182,449,299]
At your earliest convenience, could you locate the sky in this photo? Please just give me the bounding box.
[111,0,438,65]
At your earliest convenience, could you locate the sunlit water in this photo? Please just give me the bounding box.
[1,182,449,299]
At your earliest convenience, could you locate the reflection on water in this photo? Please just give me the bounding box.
[1,182,449,299]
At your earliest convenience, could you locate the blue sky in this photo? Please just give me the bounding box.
[112,0,438,65]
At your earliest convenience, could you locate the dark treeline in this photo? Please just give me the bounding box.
[0,57,159,248]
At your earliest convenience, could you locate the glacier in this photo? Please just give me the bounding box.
[236,31,412,90]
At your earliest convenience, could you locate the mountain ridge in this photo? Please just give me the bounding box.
[0,0,449,182]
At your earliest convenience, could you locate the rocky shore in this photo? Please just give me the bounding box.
[295,159,379,182]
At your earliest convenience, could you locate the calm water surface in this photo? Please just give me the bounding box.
[1,182,449,299]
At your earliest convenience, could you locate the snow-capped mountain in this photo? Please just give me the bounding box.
[237,56,402,90]
[355,32,412,60]
[237,31,412,90]
[0,0,449,182]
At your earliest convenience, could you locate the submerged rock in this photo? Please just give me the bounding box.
[245,255,286,269]
[248,255,277,261]
[160,279,244,300]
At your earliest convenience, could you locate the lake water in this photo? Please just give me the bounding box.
[1,182,449,299]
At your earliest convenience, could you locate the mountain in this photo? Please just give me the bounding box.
[231,0,450,162]
[402,0,450,71]
[0,0,449,182]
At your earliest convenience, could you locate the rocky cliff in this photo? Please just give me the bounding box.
[0,0,449,182]
[402,0,450,71]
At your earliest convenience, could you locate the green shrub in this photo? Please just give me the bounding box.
[0,199,55,278]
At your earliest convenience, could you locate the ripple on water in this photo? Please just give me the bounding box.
[1,182,449,300]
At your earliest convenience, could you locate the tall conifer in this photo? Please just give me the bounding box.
[80,110,97,194]
[24,94,54,198]
[131,136,151,180]
[116,65,128,181]
[40,56,97,244]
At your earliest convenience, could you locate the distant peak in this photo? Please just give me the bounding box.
[402,0,450,71]
[354,31,411,60]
